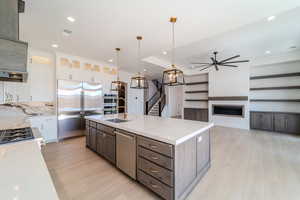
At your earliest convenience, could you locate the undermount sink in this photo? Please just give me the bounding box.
[106,118,129,123]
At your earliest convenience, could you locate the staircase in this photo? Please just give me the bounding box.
[145,80,166,117]
[148,101,160,116]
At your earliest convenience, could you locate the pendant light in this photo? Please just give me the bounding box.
[162,17,185,86]
[130,36,148,89]
[111,48,122,91]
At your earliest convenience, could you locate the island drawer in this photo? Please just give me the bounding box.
[137,170,173,200]
[138,157,174,186]
[137,136,174,158]
[89,121,97,128]
[138,147,174,170]
[97,123,115,135]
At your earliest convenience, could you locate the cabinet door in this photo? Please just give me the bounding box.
[89,127,97,151]
[251,112,273,131]
[103,133,116,164]
[196,130,210,174]
[274,113,287,133]
[184,108,196,120]
[42,117,58,142]
[96,131,104,155]
[86,127,90,147]
[286,114,300,134]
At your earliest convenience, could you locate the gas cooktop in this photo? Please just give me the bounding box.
[0,127,34,145]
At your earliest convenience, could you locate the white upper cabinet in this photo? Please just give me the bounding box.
[28,49,55,102]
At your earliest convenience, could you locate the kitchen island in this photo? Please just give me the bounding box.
[85,114,213,200]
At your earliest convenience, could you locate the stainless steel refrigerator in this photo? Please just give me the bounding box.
[57,80,103,139]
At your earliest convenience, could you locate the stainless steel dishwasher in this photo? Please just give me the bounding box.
[115,129,136,179]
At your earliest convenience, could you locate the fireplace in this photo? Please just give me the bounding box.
[212,104,244,118]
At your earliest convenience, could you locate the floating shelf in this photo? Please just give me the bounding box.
[185,99,208,102]
[250,99,300,102]
[250,86,300,91]
[185,90,208,94]
[185,81,208,85]
[250,72,300,80]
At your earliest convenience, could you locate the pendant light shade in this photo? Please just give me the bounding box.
[162,17,185,86]
[130,36,148,89]
[111,48,123,91]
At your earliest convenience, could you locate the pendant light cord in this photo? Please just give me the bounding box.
[172,21,175,67]
[138,38,141,74]
[116,48,120,80]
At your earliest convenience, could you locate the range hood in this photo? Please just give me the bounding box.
[0,0,28,82]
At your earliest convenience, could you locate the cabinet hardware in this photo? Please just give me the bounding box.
[285,118,288,129]
[151,156,159,160]
[150,169,159,173]
[149,145,157,149]
[150,183,159,189]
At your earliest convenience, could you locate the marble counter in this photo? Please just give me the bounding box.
[85,114,214,145]
[0,139,59,200]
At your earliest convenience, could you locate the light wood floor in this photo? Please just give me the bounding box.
[42,127,300,200]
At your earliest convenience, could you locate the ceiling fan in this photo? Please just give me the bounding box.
[191,52,249,71]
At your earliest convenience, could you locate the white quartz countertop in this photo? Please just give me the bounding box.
[0,140,59,200]
[85,114,214,145]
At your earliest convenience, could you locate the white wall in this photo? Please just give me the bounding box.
[208,63,250,129]
[209,63,250,97]
[145,80,157,101]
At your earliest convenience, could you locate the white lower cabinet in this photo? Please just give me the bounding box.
[30,116,58,143]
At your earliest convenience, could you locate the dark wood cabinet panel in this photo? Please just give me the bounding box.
[250,112,273,131]
[85,127,90,147]
[251,111,300,135]
[184,108,208,122]
[89,127,97,151]
[96,131,104,155]
[103,132,116,164]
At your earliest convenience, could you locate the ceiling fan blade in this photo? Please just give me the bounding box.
[221,60,249,64]
[199,65,212,71]
[190,62,211,65]
[220,64,238,67]
[194,64,210,68]
[219,55,240,63]
[210,57,215,63]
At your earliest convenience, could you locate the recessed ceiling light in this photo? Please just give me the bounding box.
[265,50,271,54]
[67,16,76,22]
[191,66,195,69]
[62,29,72,36]
[108,59,113,63]
[267,16,276,21]
[51,44,59,48]
[162,51,167,55]
[143,69,147,72]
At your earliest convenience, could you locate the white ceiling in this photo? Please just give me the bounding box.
[19,0,300,78]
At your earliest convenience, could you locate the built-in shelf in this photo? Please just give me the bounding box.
[250,86,300,91]
[185,90,208,94]
[250,72,300,80]
[185,81,208,85]
[208,96,248,101]
[250,99,300,102]
[185,99,208,102]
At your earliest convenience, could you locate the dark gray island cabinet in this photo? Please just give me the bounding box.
[85,116,212,200]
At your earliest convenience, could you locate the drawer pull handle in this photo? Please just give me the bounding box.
[149,145,157,149]
[151,156,159,160]
[150,169,159,173]
[150,184,159,189]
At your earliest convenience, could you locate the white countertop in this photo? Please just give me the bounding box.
[0,140,59,200]
[85,114,214,145]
